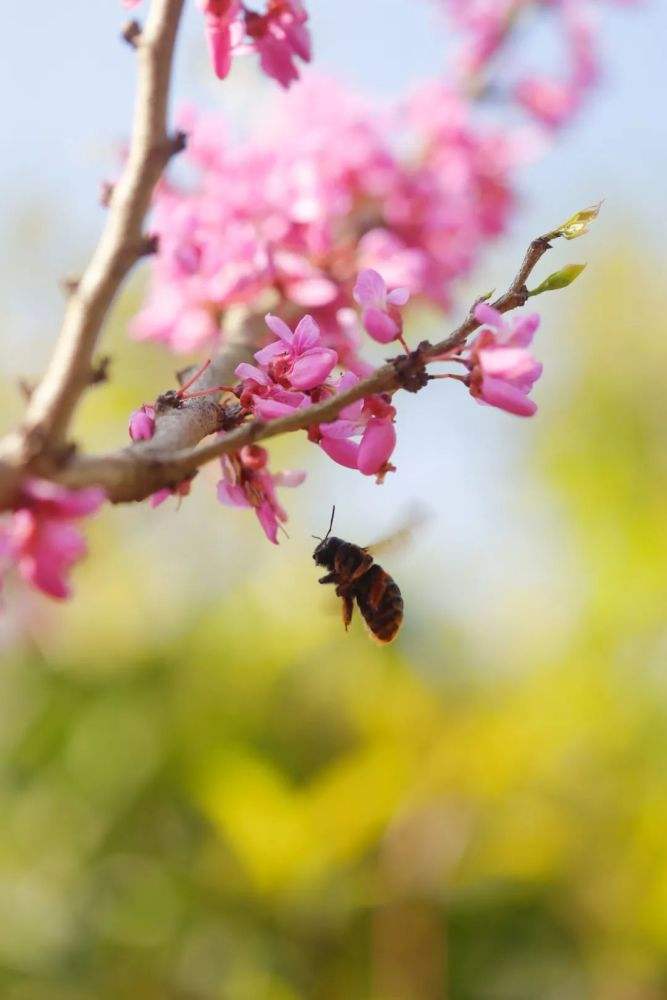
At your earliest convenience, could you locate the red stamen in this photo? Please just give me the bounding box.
[180,384,235,401]
[178,358,212,396]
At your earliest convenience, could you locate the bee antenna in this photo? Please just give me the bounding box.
[323,505,336,541]
[311,506,336,544]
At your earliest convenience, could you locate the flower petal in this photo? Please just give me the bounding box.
[255,501,280,544]
[353,269,387,309]
[254,340,287,367]
[265,313,294,344]
[478,376,537,416]
[150,488,173,508]
[320,437,361,470]
[216,481,250,508]
[357,419,396,475]
[387,286,410,306]
[508,313,540,347]
[273,470,307,488]
[289,347,338,390]
[362,307,399,344]
[22,479,106,519]
[253,396,304,419]
[473,302,505,331]
[235,362,271,385]
[319,418,359,440]
[478,347,538,379]
[292,314,322,353]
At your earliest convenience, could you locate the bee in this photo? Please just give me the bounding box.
[312,507,405,644]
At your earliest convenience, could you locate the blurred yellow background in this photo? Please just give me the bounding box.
[0,249,666,999]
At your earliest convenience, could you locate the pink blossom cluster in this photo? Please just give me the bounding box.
[452,303,542,417]
[440,0,638,129]
[0,480,105,600]
[128,277,411,543]
[217,444,305,544]
[123,0,310,88]
[129,285,544,545]
[233,308,400,482]
[131,76,518,358]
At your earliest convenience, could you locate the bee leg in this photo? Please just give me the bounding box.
[341,593,354,631]
[318,572,337,585]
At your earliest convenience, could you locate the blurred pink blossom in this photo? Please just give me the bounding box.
[199,0,242,80]
[217,444,305,543]
[121,1,310,87]
[0,479,105,600]
[245,0,311,88]
[132,76,518,364]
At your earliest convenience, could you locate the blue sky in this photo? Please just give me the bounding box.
[0,2,664,231]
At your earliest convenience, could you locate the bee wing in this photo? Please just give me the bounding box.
[364,502,432,558]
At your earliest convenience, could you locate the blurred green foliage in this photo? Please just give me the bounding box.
[1,252,667,1000]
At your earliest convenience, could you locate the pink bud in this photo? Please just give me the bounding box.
[129,405,156,442]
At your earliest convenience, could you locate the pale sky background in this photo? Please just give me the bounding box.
[0,1,665,650]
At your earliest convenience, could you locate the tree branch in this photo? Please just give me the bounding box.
[30,225,561,504]
[0,0,186,505]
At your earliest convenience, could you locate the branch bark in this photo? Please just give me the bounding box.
[26,227,561,504]
[0,0,186,505]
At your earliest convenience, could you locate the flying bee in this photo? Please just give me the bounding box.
[312,507,408,644]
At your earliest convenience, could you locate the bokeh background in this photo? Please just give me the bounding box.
[0,2,666,998]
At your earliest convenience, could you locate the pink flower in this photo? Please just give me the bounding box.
[269,250,338,307]
[128,404,156,442]
[133,76,518,363]
[245,1,311,89]
[250,314,338,392]
[0,479,105,600]
[317,374,397,479]
[198,0,242,80]
[234,362,310,419]
[353,269,410,345]
[461,303,542,417]
[515,76,581,129]
[149,478,192,508]
[217,445,305,544]
[513,2,599,129]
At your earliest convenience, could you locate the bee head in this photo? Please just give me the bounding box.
[312,535,341,566]
[312,506,338,565]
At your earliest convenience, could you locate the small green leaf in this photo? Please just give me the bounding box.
[528,263,587,297]
[477,289,495,303]
[555,203,602,240]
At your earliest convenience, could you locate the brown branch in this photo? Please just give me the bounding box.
[35,225,561,504]
[0,0,186,506]
[154,232,557,471]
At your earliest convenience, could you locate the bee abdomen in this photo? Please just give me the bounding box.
[356,568,404,644]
